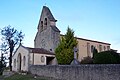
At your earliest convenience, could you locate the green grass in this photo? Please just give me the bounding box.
[0,75,4,80]
[4,73,48,80]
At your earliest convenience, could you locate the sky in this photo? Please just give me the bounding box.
[0,0,120,52]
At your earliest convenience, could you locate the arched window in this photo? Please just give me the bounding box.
[87,43,90,56]
[91,45,94,53]
[99,45,102,52]
[44,18,47,26]
[104,46,106,51]
[23,56,26,66]
[107,46,110,50]
[14,59,16,68]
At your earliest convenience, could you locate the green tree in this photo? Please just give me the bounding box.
[55,27,77,64]
[0,25,24,71]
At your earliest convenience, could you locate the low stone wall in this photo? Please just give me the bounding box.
[29,64,120,80]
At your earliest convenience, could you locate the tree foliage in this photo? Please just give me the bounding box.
[94,50,120,64]
[0,25,24,71]
[55,27,77,64]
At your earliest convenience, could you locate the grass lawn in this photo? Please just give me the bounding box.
[0,75,4,80]
[4,73,48,80]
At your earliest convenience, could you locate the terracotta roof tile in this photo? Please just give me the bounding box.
[60,34,111,45]
[27,47,55,55]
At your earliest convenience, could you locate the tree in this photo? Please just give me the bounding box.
[55,27,77,64]
[0,43,7,74]
[0,52,6,75]
[0,25,24,71]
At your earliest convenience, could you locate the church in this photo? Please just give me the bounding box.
[12,6,111,72]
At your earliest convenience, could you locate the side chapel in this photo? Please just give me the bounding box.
[12,6,111,72]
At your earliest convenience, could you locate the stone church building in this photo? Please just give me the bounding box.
[12,6,111,72]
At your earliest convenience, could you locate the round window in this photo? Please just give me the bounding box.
[41,56,45,63]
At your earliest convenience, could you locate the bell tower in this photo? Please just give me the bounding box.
[34,6,60,52]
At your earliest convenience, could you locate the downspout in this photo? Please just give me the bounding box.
[33,53,34,65]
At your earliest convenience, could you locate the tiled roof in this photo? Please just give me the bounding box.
[43,6,57,22]
[60,34,111,45]
[27,47,55,55]
[76,37,111,45]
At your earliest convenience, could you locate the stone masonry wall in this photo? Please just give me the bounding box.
[29,64,120,80]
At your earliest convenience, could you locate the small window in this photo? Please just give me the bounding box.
[23,56,26,66]
[87,43,90,56]
[44,18,47,25]
[14,59,16,68]
[41,21,43,31]
[91,45,94,53]
[41,56,45,63]
[99,45,102,52]
[107,46,110,50]
[104,46,106,51]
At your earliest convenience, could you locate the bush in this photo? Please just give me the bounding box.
[94,50,120,64]
[80,56,93,64]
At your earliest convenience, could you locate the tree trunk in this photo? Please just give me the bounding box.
[9,40,14,71]
[9,48,13,71]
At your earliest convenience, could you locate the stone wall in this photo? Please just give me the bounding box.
[29,64,120,80]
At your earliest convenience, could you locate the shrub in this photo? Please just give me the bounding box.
[94,50,120,64]
[80,56,93,64]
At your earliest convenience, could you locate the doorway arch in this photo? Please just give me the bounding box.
[17,53,21,71]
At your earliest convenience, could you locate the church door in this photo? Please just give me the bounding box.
[17,53,21,71]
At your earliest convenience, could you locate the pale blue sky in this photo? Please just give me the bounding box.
[0,0,120,52]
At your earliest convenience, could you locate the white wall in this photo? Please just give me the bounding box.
[30,53,55,65]
[12,46,29,71]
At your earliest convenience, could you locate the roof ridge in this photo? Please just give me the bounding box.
[28,47,55,54]
[60,34,110,45]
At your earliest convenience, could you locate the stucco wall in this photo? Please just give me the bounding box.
[29,64,120,80]
[30,53,55,65]
[12,46,29,71]
[77,39,110,61]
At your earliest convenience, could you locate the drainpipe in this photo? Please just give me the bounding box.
[33,53,34,65]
